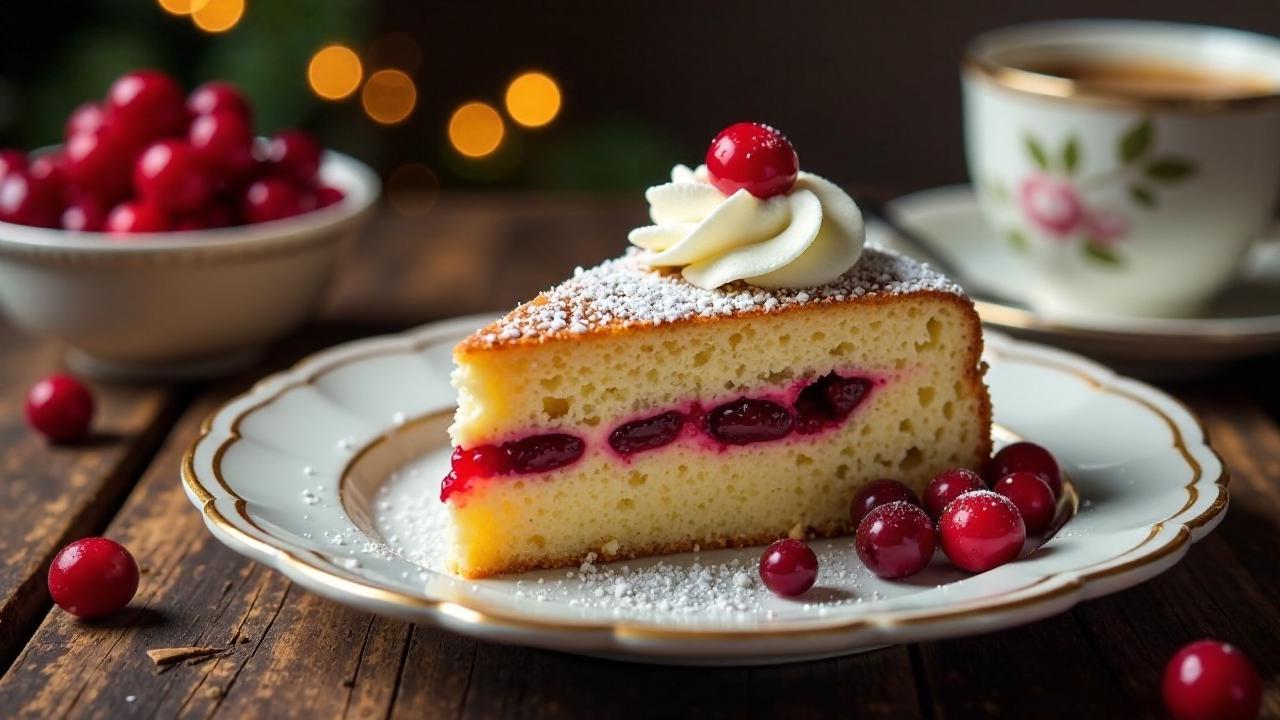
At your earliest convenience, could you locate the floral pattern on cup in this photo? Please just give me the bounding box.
[992,118,1196,267]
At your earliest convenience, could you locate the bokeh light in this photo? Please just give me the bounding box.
[387,164,440,217]
[504,72,561,128]
[361,69,417,125]
[368,32,423,74]
[308,45,363,101]
[157,0,209,15]
[191,0,244,32]
[448,102,505,158]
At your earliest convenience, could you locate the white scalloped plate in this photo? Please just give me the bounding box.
[182,316,1227,665]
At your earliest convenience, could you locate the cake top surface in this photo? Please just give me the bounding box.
[463,243,966,350]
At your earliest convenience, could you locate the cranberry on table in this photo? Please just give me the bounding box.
[993,471,1056,534]
[105,69,188,146]
[758,538,818,597]
[188,110,255,183]
[187,80,252,122]
[850,478,920,527]
[985,441,1062,497]
[938,491,1026,573]
[65,102,106,140]
[47,537,139,619]
[25,374,94,443]
[0,171,63,228]
[106,201,169,234]
[133,139,212,214]
[923,467,986,521]
[855,500,936,579]
[1163,640,1261,720]
[240,177,306,224]
[705,122,799,199]
[61,196,108,232]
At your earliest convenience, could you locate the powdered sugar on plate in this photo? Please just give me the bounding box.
[466,244,964,347]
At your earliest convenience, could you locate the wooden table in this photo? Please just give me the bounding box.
[0,196,1276,719]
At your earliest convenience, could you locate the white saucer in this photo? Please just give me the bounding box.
[182,316,1226,665]
[871,185,1280,376]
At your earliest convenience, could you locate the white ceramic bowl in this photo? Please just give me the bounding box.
[0,151,379,380]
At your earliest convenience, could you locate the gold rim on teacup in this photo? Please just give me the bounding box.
[963,21,1280,113]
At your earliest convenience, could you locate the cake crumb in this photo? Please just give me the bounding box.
[788,523,806,540]
[601,539,620,556]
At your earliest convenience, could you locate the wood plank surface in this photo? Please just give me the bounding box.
[0,322,181,672]
[0,198,1277,718]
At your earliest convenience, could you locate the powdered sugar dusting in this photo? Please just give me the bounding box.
[471,244,963,346]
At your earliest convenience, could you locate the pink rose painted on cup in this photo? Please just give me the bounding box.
[1018,173,1084,238]
[1084,210,1130,246]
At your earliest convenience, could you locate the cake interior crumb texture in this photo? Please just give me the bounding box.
[446,245,991,578]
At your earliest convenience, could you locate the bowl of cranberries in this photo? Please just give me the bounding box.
[0,69,379,379]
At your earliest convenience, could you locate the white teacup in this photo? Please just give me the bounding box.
[963,20,1280,317]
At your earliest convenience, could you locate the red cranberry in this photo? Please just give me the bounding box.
[0,172,62,227]
[47,537,139,619]
[923,467,986,521]
[855,501,937,579]
[758,538,818,596]
[266,130,323,184]
[986,442,1062,497]
[850,478,920,527]
[133,139,212,214]
[609,411,685,455]
[65,102,106,140]
[188,110,256,183]
[28,152,67,186]
[705,122,799,199]
[106,201,169,234]
[794,373,872,433]
[61,196,108,232]
[707,398,793,445]
[64,126,135,202]
[0,149,27,182]
[938,491,1026,573]
[505,434,585,474]
[993,472,1056,534]
[315,185,345,208]
[25,374,94,443]
[451,444,511,479]
[1163,640,1262,720]
[174,201,234,231]
[240,177,305,224]
[105,69,188,146]
[187,81,252,122]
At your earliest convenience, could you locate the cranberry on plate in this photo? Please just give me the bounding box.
[937,490,1026,573]
[133,139,212,215]
[64,124,135,203]
[855,500,936,579]
[985,441,1062,497]
[266,130,323,185]
[758,538,818,597]
[187,80,253,122]
[0,171,63,228]
[705,122,799,199]
[849,478,920,527]
[25,374,94,444]
[47,537,140,619]
[922,467,985,521]
[240,177,309,224]
[61,196,108,232]
[1163,639,1261,720]
[993,471,1056,534]
[188,111,256,183]
[0,149,27,182]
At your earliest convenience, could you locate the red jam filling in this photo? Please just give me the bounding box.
[441,371,875,502]
[608,410,686,455]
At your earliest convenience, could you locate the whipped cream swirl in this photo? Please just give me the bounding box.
[627,164,864,289]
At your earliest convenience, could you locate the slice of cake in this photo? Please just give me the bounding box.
[441,123,991,578]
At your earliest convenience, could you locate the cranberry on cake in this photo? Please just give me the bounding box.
[442,123,991,578]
